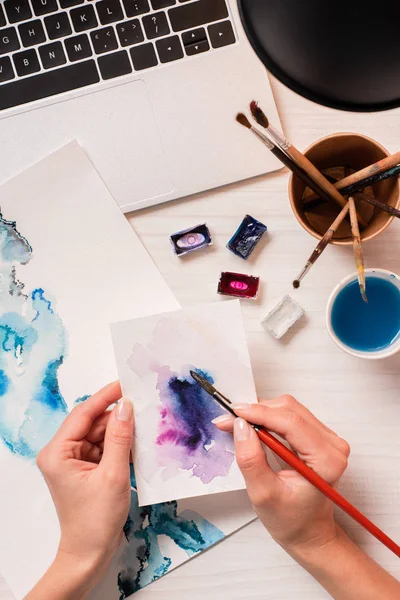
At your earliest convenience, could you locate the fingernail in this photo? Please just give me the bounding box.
[116,397,133,421]
[231,403,252,411]
[212,414,235,425]
[234,418,250,441]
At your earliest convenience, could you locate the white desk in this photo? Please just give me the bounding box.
[1,77,399,600]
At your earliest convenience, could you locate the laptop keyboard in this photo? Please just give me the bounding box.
[0,0,236,111]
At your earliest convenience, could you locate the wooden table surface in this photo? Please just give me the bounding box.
[1,77,399,600]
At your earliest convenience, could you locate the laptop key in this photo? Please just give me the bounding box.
[96,0,124,25]
[39,41,67,69]
[185,38,209,56]
[4,0,32,24]
[116,19,144,47]
[129,42,157,70]
[208,20,235,48]
[156,34,183,63]
[0,28,21,55]
[0,5,6,27]
[98,49,132,80]
[59,0,84,6]
[65,34,92,61]
[91,26,118,54]
[70,5,98,33]
[182,27,206,45]
[0,60,100,111]
[169,0,228,32]
[123,0,150,18]
[13,48,40,76]
[0,57,15,83]
[31,0,58,16]
[151,0,175,8]
[44,12,72,39]
[142,12,169,39]
[19,20,46,47]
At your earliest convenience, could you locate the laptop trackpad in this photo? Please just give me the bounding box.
[1,80,173,211]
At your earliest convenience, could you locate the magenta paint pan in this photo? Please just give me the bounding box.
[170,223,212,256]
[217,272,260,299]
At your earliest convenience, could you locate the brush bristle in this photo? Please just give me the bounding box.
[250,101,269,128]
[236,113,252,129]
[292,280,300,289]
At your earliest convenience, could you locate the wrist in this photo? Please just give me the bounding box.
[52,549,103,595]
[284,523,348,566]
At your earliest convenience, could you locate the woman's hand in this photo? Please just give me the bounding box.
[36,382,134,583]
[213,395,350,554]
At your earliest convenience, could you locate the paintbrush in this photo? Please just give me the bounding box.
[190,370,400,558]
[236,114,352,214]
[249,101,367,228]
[303,156,400,208]
[293,201,350,289]
[349,196,367,303]
[353,190,400,220]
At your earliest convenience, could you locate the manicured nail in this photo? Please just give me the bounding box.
[234,417,250,441]
[231,403,252,411]
[116,397,133,421]
[212,414,235,425]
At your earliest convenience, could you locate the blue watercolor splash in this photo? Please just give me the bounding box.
[117,467,224,598]
[0,211,227,596]
[155,368,234,483]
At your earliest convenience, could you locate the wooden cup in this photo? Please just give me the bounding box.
[288,133,400,245]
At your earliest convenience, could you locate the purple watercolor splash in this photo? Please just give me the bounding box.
[153,366,234,483]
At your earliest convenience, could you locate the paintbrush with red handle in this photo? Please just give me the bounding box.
[190,370,400,558]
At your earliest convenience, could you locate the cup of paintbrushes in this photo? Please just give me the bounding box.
[288,133,400,245]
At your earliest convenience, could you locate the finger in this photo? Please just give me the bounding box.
[232,403,348,484]
[212,414,235,431]
[86,412,111,444]
[80,440,104,463]
[260,397,350,456]
[100,397,134,487]
[53,382,121,443]
[233,418,280,509]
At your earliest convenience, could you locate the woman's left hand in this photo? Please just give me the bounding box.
[36,382,134,582]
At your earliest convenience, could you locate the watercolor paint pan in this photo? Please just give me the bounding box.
[170,223,212,256]
[227,214,267,259]
[218,272,260,300]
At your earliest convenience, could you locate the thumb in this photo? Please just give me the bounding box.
[100,397,134,481]
[234,418,280,509]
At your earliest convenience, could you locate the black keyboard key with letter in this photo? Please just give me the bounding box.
[98,50,132,79]
[130,42,157,70]
[39,41,67,69]
[0,28,21,55]
[123,0,150,17]
[117,20,144,46]
[45,13,72,39]
[32,0,58,16]
[169,0,228,32]
[5,0,32,24]
[142,12,169,39]
[13,49,41,76]
[208,20,235,48]
[70,5,98,33]
[156,35,183,63]
[0,60,100,110]
[19,20,46,47]
[65,33,92,61]
[91,27,118,54]
[96,0,124,25]
[0,57,15,83]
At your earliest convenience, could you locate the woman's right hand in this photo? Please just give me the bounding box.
[213,395,351,554]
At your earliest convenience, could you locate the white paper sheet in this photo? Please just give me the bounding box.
[0,144,256,600]
[111,301,257,506]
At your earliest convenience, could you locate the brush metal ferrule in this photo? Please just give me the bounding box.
[251,127,275,150]
[268,124,290,152]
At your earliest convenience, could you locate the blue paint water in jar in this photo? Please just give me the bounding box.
[330,275,400,353]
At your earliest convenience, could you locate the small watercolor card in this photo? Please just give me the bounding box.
[111,300,257,506]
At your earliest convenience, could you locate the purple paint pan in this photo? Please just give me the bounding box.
[218,272,260,300]
[170,223,212,256]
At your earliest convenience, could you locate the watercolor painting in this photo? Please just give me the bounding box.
[0,145,255,600]
[111,301,258,506]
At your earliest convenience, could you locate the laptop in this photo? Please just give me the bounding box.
[0,0,282,213]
